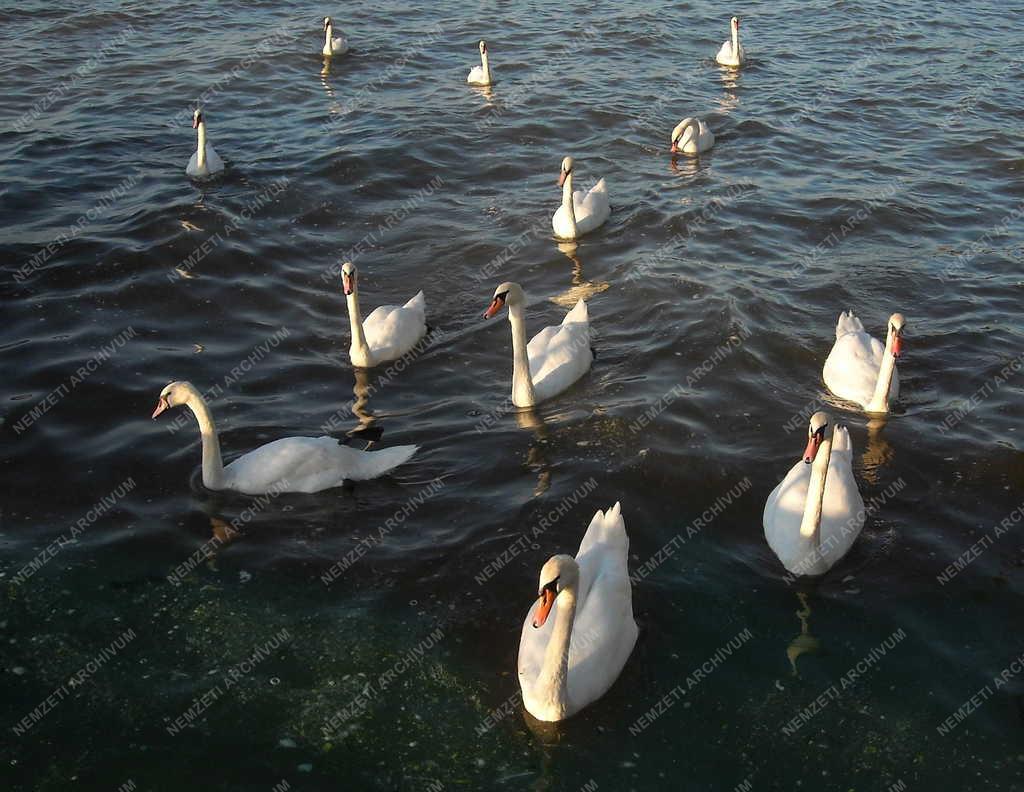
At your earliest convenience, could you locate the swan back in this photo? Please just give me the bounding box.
[527,299,593,403]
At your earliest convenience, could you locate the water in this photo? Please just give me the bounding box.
[2,0,1023,789]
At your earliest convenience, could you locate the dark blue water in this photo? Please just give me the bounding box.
[2,1,1023,789]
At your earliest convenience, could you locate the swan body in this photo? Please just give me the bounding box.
[715,16,746,68]
[552,156,610,240]
[342,261,427,368]
[823,311,905,413]
[483,282,593,408]
[518,502,638,722]
[151,381,417,494]
[186,109,224,178]
[671,117,715,155]
[467,40,492,85]
[322,17,348,56]
[764,412,865,576]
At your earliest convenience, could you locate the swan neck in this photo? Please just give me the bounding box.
[481,50,491,82]
[187,391,224,489]
[196,122,207,168]
[346,290,370,362]
[535,584,577,718]
[508,302,537,407]
[324,25,333,50]
[867,334,897,413]
[800,435,832,541]
[561,172,577,237]
[732,25,739,54]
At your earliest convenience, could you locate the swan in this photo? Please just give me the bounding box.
[467,40,492,86]
[341,261,427,368]
[823,311,905,413]
[322,16,348,56]
[186,109,225,178]
[518,502,638,722]
[715,16,745,68]
[670,117,715,155]
[551,156,610,241]
[483,281,593,408]
[151,381,417,494]
[763,411,865,576]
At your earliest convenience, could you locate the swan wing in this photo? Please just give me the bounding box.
[362,300,427,363]
[572,179,611,234]
[529,301,593,402]
[467,65,485,83]
[222,437,417,494]
[823,318,898,408]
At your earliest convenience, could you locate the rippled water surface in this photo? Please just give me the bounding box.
[2,0,1023,789]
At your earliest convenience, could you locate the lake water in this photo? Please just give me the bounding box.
[2,0,1023,790]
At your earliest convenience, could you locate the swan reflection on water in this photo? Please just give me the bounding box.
[861,416,894,485]
[550,241,609,308]
[516,407,552,497]
[787,590,821,676]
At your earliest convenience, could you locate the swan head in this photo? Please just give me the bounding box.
[670,118,696,154]
[532,554,579,628]
[557,156,574,187]
[341,261,358,296]
[731,16,740,31]
[479,40,487,55]
[803,411,833,464]
[152,381,198,419]
[323,16,332,32]
[888,312,906,358]
[483,281,524,319]
[192,109,204,129]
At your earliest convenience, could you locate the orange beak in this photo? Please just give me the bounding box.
[533,587,557,628]
[892,333,903,358]
[483,295,505,319]
[343,272,354,296]
[557,170,567,187]
[152,397,169,419]
[803,433,821,464]
[671,141,678,154]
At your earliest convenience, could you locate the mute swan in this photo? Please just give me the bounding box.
[151,381,417,494]
[467,40,493,86]
[518,502,638,722]
[671,117,715,155]
[552,156,610,241]
[322,17,348,56]
[483,282,593,408]
[186,109,225,178]
[763,412,865,576]
[341,262,427,368]
[823,312,905,413]
[715,16,745,68]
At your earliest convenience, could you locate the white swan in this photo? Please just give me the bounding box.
[483,282,593,408]
[467,40,492,86]
[823,311,905,413]
[341,261,427,368]
[551,156,610,241]
[186,109,225,178]
[715,16,746,68]
[670,117,715,155]
[518,502,638,722]
[763,412,865,576]
[151,381,417,494]
[322,16,348,56]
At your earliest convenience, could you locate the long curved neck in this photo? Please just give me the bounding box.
[196,122,207,168]
[508,302,537,407]
[325,24,333,51]
[534,585,577,719]
[346,290,370,361]
[799,434,833,544]
[481,50,491,82]
[867,332,897,413]
[561,171,577,238]
[186,391,224,489]
[732,24,739,55]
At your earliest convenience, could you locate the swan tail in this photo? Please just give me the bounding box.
[405,290,427,314]
[346,444,418,481]
[563,299,589,326]
[835,310,864,339]
[831,425,852,454]
[589,177,608,196]
[579,502,627,555]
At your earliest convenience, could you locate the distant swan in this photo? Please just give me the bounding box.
[823,311,905,413]
[152,381,417,494]
[483,281,592,407]
[518,502,638,722]
[715,16,745,68]
[671,117,715,154]
[322,16,348,56]
[763,412,865,576]
[551,156,610,241]
[467,40,493,86]
[186,109,224,178]
[341,261,427,368]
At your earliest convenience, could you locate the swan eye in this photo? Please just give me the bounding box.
[538,577,560,597]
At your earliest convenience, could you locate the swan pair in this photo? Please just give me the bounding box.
[322,17,348,56]
[185,109,224,178]
[763,312,906,575]
[519,502,638,721]
[467,40,492,86]
[152,381,417,494]
[715,16,746,68]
